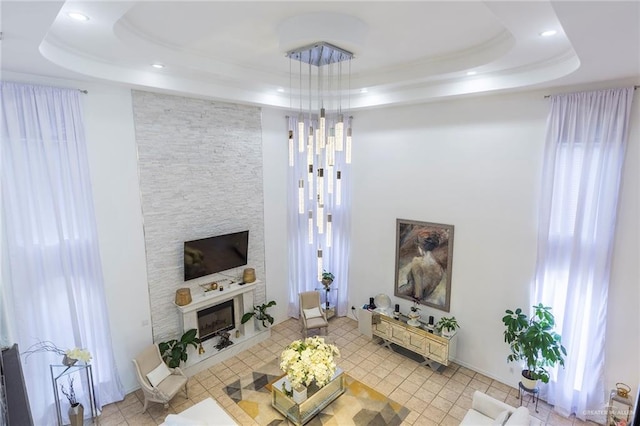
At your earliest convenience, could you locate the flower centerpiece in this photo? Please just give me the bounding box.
[280,336,340,391]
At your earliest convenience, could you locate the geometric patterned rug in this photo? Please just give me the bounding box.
[224,359,410,425]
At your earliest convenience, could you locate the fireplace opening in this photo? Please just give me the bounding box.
[197,299,235,342]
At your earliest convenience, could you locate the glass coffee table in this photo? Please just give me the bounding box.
[271,368,345,425]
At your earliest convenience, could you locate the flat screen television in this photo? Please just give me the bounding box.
[184,230,249,281]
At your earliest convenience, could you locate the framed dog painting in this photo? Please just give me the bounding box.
[394,219,455,312]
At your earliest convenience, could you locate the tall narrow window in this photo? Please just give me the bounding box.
[1,82,125,423]
[533,87,634,421]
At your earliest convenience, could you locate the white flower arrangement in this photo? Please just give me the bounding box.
[279,336,340,389]
[23,341,91,364]
[66,347,92,363]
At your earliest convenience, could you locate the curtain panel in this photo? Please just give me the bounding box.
[286,116,351,318]
[1,82,124,424]
[533,87,634,421]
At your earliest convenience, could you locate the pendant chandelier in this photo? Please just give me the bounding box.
[287,42,353,281]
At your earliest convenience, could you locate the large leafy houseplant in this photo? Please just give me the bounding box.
[158,328,201,368]
[241,300,276,328]
[502,303,567,384]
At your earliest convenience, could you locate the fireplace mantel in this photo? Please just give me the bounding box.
[176,281,259,314]
[176,280,270,375]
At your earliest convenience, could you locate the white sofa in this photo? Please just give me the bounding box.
[460,391,542,426]
[161,398,237,426]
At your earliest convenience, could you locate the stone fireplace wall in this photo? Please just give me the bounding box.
[132,90,266,342]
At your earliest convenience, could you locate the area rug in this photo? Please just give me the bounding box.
[224,359,410,425]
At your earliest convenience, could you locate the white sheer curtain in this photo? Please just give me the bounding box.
[533,87,634,421]
[1,82,124,424]
[286,116,351,318]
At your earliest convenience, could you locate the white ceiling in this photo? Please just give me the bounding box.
[1,1,638,109]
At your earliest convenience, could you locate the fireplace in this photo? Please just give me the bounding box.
[197,299,235,342]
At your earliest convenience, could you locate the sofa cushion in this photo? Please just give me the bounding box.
[493,410,511,425]
[472,391,515,419]
[163,414,206,426]
[303,307,322,319]
[460,409,495,425]
[146,362,171,387]
[504,406,530,425]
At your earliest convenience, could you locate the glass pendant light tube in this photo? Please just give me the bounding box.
[327,165,334,194]
[317,168,324,205]
[317,203,324,234]
[336,171,342,206]
[327,128,335,167]
[297,60,304,151]
[307,126,314,166]
[317,249,323,281]
[335,115,344,151]
[308,165,314,200]
[298,179,304,214]
[288,129,294,166]
[308,210,313,244]
[326,214,332,247]
[298,119,305,152]
[319,108,326,149]
[346,126,352,164]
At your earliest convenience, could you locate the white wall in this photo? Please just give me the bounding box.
[341,86,639,395]
[349,92,546,384]
[82,84,152,393]
[261,108,290,324]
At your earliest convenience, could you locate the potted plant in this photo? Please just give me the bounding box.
[435,316,460,337]
[321,270,334,288]
[158,328,201,368]
[241,300,277,329]
[502,303,567,388]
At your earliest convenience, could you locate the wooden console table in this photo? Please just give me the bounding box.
[371,313,457,371]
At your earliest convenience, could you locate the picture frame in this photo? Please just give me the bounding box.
[394,219,455,312]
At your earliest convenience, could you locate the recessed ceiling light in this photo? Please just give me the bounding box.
[67,12,89,22]
[360,88,368,94]
[277,87,285,93]
[540,30,557,37]
[466,71,477,76]
[151,63,165,69]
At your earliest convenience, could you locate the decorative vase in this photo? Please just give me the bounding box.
[62,355,77,367]
[407,312,421,327]
[68,403,84,426]
[321,278,332,288]
[242,268,256,283]
[292,384,307,404]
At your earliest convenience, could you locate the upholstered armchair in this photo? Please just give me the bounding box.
[299,291,329,337]
[132,344,188,413]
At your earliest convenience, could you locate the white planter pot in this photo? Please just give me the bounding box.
[521,370,539,390]
[441,329,456,338]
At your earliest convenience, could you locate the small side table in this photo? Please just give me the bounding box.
[518,381,539,413]
[50,363,97,425]
[316,286,337,320]
[607,389,633,426]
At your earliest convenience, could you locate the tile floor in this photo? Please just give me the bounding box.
[99,317,598,425]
